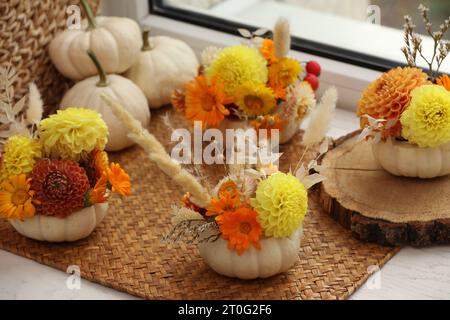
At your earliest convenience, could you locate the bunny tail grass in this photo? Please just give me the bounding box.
[302,87,338,146]
[273,17,291,58]
[101,94,211,207]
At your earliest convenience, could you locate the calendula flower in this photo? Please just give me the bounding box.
[260,39,278,65]
[0,135,41,181]
[251,172,308,238]
[171,89,186,114]
[207,192,241,217]
[437,74,450,91]
[234,83,276,116]
[401,85,450,148]
[91,149,109,181]
[107,163,131,196]
[268,58,301,100]
[216,206,262,255]
[39,108,108,161]
[0,174,35,220]
[358,67,429,138]
[217,180,239,199]
[185,75,232,128]
[88,174,108,204]
[251,114,284,138]
[31,159,90,217]
[206,45,268,96]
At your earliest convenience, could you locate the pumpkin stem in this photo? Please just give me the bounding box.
[142,28,153,51]
[81,0,97,30]
[87,50,109,87]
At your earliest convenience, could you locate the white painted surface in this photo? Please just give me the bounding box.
[1,109,450,300]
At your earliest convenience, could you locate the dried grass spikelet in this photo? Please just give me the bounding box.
[101,94,211,208]
[26,82,43,127]
[171,206,204,225]
[302,87,338,146]
[273,17,291,58]
[358,67,429,137]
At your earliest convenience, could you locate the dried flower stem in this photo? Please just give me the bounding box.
[101,94,211,208]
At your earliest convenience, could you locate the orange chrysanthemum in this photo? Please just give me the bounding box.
[31,159,90,217]
[89,174,108,204]
[251,114,284,138]
[358,67,429,138]
[216,206,262,255]
[108,163,131,196]
[260,39,278,65]
[185,75,233,128]
[437,74,450,91]
[206,192,241,217]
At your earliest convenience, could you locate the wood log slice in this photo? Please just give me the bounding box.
[319,131,450,246]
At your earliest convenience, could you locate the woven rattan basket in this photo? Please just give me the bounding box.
[0,0,99,116]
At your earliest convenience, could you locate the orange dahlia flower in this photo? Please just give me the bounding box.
[31,159,90,217]
[185,75,233,128]
[358,67,429,137]
[216,206,262,255]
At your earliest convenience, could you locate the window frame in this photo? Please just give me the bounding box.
[149,0,404,72]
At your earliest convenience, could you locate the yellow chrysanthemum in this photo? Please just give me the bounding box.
[250,172,307,238]
[401,85,450,148]
[39,108,108,161]
[0,135,41,182]
[206,45,268,96]
[235,83,276,116]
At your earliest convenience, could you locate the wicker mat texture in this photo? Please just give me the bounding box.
[0,108,399,299]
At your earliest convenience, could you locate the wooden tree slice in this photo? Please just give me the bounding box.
[319,131,450,246]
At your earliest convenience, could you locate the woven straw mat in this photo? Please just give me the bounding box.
[0,0,99,116]
[0,108,399,299]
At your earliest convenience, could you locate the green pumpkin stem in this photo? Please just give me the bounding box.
[87,50,109,87]
[142,28,153,51]
[81,0,97,30]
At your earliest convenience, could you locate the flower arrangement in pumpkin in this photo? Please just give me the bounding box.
[358,4,450,149]
[171,18,321,141]
[0,66,131,222]
[101,81,337,275]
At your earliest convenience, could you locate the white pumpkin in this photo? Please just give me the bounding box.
[49,0,142,80]
[60,50,150,151]
[198,228,302,279]
[9,203,108,242]
[125,29,198,109]
[372,139,450,178]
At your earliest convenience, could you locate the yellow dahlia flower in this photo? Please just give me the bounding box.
[235,82,276,116]
[39,108,108,161]
[251,172,308,238]
[0,135,41,181]
[401,85,450,148]
[206,45,268,96]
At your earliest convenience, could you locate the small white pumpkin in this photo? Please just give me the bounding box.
[49,0,142,81]
[9,203,108,242]
[60,50,150,151]
[125,29,198,109]
[372,139,450,178]
[198,228,302,279]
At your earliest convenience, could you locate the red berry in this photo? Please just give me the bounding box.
[304,73,319,91]
[306,61,321,76]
